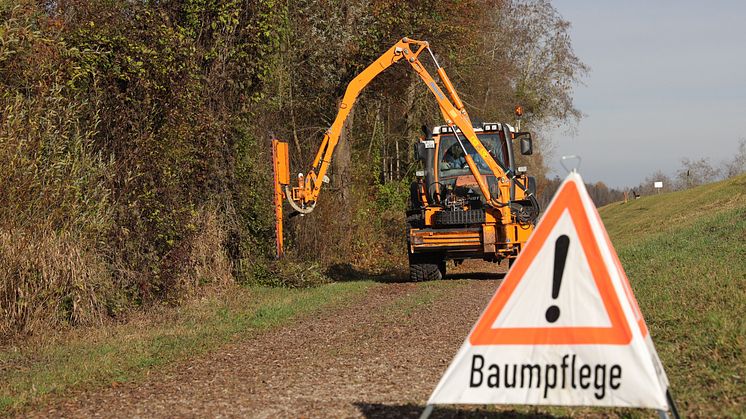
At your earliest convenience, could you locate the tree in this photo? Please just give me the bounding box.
[723,139,746,178]
[468,0,588,189]
[0,0,593,333]
[498,0,589,125]
[676,158,721,189]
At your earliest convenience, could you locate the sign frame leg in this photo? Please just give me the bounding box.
[666,388,681,419]
[657,389,681,419]
[419,404,433,419]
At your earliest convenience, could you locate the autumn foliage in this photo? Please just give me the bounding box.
[0,0,586,335]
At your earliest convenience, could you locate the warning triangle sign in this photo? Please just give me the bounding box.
[469,175,631,346]
[427,172,671,410]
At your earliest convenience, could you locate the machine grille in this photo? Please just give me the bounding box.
[433,209,486,225]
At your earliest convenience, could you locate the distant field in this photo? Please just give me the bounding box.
[598,174,746,416]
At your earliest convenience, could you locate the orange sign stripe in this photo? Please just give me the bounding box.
[589,205,649,337]
[469,181,633,345]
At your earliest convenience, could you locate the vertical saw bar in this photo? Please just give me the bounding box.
[271,139,290,258]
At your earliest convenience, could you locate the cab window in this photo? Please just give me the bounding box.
[438,133,506,179]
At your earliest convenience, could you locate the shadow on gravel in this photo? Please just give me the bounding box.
[326,263,507,283]
[355,403,562,418]
[446,272,506,280]
[326,263,408,283]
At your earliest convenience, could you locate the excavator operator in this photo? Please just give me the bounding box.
[442,143,466,170]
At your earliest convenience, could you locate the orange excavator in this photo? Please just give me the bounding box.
[272,37,539,280]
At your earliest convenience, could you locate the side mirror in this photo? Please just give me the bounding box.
[421,124,433,140]
[518,133,533,155]
[414,140,436,161]
[413,142,425,161]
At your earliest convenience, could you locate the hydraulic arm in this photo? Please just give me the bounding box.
[272,37,515,257]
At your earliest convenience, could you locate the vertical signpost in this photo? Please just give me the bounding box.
[654,181,663,194]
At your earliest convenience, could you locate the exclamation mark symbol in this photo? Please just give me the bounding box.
[545,234,570,323]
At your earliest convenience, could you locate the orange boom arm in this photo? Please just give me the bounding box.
[272,37,512,257]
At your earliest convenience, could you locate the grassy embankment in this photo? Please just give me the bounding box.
[0,281,374,414]
[1,174,744,417]
[473,174,746,418]
[598,174,746,416]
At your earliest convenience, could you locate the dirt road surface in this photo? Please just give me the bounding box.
[27,262,557,418]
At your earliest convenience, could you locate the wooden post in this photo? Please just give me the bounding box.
[419,404,433,419]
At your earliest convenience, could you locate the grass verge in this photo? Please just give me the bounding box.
[463,177,746,417]
[599,174,746,247]
[596,175,746,416]
[0,281,374,415]
[614,205,746,416]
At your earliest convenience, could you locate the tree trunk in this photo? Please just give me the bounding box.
[395,139,400,180]
[404,75,419,163]
[382,103,390,183]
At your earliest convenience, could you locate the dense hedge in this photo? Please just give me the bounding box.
[0,0,586,335]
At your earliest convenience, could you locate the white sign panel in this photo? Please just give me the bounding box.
[427,172,670,409]
[654,182,663,189]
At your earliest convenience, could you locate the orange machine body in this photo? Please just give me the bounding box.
[406,123,537,272]
[271,38,539,278]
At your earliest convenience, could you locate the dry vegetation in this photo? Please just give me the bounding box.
[0,0,587,338]
[0,230,108,335]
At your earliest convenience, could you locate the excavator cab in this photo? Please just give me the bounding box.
[406,123,539,281]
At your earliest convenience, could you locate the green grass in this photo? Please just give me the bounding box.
[0,281,374,415]
[2,176,744,417]
[383,281,454,318]
[475,176,746,418]
[598,175,746,416]
[600,174,746,247]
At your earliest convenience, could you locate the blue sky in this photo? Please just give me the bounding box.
[548,0,746,188]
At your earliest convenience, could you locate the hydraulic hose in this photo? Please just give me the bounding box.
[502,125,516,202]
[507,171,540,224]
[284,186,316,214]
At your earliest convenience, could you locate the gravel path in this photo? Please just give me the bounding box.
[29,265,514,418]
